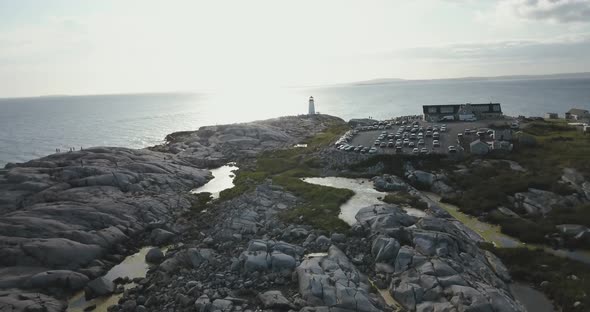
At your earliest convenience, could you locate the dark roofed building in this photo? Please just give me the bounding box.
[423,103,502,122]
[565,108,590,120]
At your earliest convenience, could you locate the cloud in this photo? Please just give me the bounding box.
[499,0,590,23]
[380,34,590,63]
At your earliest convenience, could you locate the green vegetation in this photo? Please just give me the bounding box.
[512,120,590,178]
[486,247,590,311]
[220,121,355,232]
[187,192,213,215]
[383,192,428,210]
[445,161,575,215]
[348,153,450,177]
[441,120,590,245]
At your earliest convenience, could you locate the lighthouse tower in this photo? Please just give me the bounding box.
[308,96,315,115]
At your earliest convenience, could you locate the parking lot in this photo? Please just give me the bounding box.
[340,118,512,155]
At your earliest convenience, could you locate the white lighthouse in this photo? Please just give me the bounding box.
[308,96,315,115]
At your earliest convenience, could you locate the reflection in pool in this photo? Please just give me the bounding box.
[302,177,426,225]
[67,247,156,312]
[191,163,238,199]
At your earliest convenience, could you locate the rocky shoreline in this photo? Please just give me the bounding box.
[0,114,558,311]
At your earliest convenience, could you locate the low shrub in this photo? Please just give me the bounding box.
[383,192,428,210]
[490,247,590,311]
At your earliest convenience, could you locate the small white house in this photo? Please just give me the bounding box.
[470,140,490,155]
[545,112,558,119]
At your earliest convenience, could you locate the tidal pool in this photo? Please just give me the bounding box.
[302,177,426,225]
[67,247,156,312]
[191,163,238,199]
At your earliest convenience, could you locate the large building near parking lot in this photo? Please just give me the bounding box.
[422,103,502,122]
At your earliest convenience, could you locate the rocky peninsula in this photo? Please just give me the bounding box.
[0,114,587,312]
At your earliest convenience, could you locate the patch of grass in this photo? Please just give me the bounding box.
[186,192,213,215]
[383,192,428,210]
[513,120,590,178]
[219,170,268,201]
[488,247,590,311]
[219,121,356,232]
[278,175,353,232]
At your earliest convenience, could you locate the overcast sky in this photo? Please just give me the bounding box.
[1,0,590,97]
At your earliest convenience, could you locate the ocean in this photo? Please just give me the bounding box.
[1,77,590,167]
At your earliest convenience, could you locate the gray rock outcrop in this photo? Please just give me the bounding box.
[296,246,381,312]
[85,276,115,299]
[355,205,525,312]
[0,291,66,312]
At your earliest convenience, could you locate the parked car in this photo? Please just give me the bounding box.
[433,132,440,139]
[426,131,432,137]
[433,140,440,147]
[374,140,381,145]
[380,142,387,148]
[361,147,369,153]
[369,147,378,154]
[387,141,394,147]
[418,139,425,146]
[448,146,457,153]
[420,148,428,154]
[412,148,419,155]
[409,142,416,148]
[410,133,417,140]
[403,138,410,146]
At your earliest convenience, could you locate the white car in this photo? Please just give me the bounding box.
[448,146,457,153]
[433,140,440,147]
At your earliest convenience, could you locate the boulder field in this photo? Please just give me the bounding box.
[0,114,343,310]
[0,114,527,311]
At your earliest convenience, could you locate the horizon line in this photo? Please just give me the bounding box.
[2,71,590,100]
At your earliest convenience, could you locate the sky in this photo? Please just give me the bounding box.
[1,0,590,97]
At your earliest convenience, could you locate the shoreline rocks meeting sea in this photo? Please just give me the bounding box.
[0,114,586,312]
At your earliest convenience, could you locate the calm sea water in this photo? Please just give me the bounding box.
[1,78,589,166]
